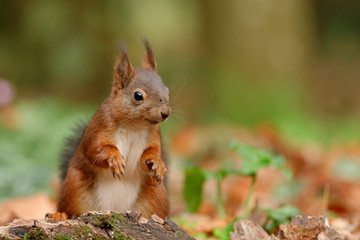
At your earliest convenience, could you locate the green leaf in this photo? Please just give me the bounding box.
[263,205,300,224]
[269,155,285,169]
[213,217,241,240]
[230,140,241,150]
[282,168,293,180]
[213,227,229,240]
[231,140,288,176]
[183,167,206,213]
[273,180,302,201]
[262,205,300,233]
[218,167,242,176]
[203,169,215,179]
[193,233,209,239]
[334,158,360,180]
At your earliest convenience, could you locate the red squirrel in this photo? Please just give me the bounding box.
[47,41,171,221]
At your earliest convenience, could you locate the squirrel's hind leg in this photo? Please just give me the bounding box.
[45,212,68,222]
[134,176,169,219]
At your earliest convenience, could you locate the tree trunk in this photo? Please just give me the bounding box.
[0,211,194,240]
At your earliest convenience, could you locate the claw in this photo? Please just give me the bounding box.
[144,158,166,186]
[156,175,160,182]
[108,154,126,180]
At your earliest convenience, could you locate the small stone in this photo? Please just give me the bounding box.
[138,217,148,224]
[277,215,342,240]
[230,219,270,240]
[151,214,164,225]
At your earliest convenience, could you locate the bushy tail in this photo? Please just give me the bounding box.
[59,122,87,181]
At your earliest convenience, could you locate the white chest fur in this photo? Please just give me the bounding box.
[91,127,148,212]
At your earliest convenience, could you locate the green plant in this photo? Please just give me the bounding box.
[230,140,292,217]
[212,205,299,239]
[213,217,240,240]
[262,205,300,233]
[183,166,232,218]
[183,140,297,239]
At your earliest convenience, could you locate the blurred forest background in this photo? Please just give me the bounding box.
[0,0,360,202]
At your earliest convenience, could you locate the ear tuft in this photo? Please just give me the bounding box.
[142,39,157,72]
[114,44,135,89]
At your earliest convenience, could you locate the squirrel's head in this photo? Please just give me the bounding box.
[110,40,171,127]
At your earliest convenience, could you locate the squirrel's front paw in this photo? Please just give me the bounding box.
[145,158,167,185]
[108,154,125,180]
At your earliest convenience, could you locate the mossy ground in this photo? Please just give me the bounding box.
[53,236,72,240]
[0,235,11,240]
[92,214,125,230]
[91,214,132,240]
[53,225,106,240]
[22,227,49,240]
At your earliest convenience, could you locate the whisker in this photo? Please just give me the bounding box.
[170,104,182,112]
[169,114,183,126]
[170,108,184,116]
[170,72,189,103]
[169,110,188,126]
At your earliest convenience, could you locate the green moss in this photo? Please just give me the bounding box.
[175,231,185,237]
[92,214,132,240]
[78,225,92,235]
[113,230,133,240]
[0,235,11,240]
[22,227,49,240]
[114,236,132,240]
[116,215,126,224]
[74,225,107,240]
[53,236,72,240]
[92,214,125,230]
[53,224,107,240]
[175,230,194,239]
[76,225,97,239]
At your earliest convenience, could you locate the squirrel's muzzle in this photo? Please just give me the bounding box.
[160,106,171,121]
[161,112,169,120]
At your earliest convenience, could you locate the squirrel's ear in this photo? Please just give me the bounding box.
[142,39,157,72]
[114,45,135,89]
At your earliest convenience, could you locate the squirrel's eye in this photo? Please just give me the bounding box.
[134,91,144,101]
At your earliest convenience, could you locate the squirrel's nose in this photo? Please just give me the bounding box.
[160,106,171,121]
[161,112,169,120]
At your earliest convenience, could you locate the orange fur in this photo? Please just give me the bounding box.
[133,176,169,219]
[140,125,167,184]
